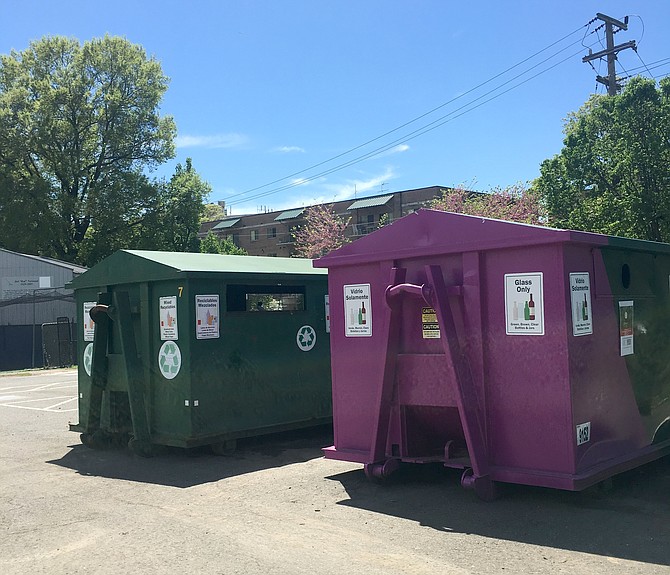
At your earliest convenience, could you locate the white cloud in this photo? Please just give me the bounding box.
[318,166,397,202]
[224,167,399,215]
[175,133,249,149]
[370,144,410,159]
[273,146,306,153]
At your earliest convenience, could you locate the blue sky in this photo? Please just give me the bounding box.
[3,1,669,215]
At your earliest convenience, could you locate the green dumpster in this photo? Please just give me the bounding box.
[68,250,331,455]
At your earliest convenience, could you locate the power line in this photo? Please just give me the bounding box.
[231,43,597,206]
[223,23,591,205]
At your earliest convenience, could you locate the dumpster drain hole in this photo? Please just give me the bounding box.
[621,264,631,289]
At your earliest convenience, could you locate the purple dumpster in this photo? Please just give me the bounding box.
[314,209,670,499]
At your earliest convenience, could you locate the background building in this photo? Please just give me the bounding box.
[201,185,449,257]
[0,249,86,370]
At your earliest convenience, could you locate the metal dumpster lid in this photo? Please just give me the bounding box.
[314,209,670,268]
[69,250,326,289]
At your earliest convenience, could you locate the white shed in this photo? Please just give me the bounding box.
[0,249,86,370]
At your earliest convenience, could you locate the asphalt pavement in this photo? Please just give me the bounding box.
[1,368,669,574]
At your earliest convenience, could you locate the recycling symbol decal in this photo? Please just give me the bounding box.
[83,343,93,376]
[158,340,182,379]
[296,325,316,352]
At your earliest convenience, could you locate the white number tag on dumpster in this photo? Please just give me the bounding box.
[576,422,591,445]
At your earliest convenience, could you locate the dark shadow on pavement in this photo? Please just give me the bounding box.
[48,424,333,488]
[326,456,670,567]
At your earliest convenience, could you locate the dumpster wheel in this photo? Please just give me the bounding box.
[128,437,154,458]
[364,459,400,483]
[461,468,499,501]
[80,430,119,450]
[211,439,237,456]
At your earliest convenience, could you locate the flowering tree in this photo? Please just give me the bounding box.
[432,183,545,225]
[292,204,351,258]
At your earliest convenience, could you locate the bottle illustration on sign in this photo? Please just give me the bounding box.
[512,301,519,321]
[524,300,530,321]
[582,293,588,320]
[360,301,366,325]
[528,293,535,321]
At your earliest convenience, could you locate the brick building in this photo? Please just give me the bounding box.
[200,185,449,257]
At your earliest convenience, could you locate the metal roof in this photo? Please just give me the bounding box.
[347,195,394,210]
[274,208,304,221]
[315,209,670,269]
[124,251,324,273]
[69,250,325,289]
[212,218,241,230]
[0,248,88,274]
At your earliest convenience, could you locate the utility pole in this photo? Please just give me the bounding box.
[582,13,636,95]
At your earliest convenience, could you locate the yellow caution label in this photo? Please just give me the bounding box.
[421,307,440,339]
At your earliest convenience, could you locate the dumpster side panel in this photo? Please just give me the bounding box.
[598,248,670,446]
[148,280,193,445]
[484,244,574,475]
[73,287,101,431]
[564,246,649,476]
[186,276,331,444]
[327,263,392,458]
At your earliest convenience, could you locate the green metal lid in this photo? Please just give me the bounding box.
[68,250,325,290]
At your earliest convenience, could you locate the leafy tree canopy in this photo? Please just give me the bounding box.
[0,35,176,265]
[199,231,247,255]
[534,77,670,242]
[201,203,226,223]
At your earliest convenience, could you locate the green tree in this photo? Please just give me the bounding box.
[201,203,227,223]
[199,231,247,255]
[0,35,176,264]
[535,77,670,241]
[148,158,212,253]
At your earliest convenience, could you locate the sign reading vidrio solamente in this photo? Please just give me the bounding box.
[569,272,593,336]
[344,283,372,337]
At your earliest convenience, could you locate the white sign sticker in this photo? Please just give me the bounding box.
[504,273,545,336]
[83,302,96,342]
[619,300,634,356]
[159,296,178,340]
[2,276,51,299]
[570,273,593,336]
[344,283,372,337]
[196,295,220,339]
